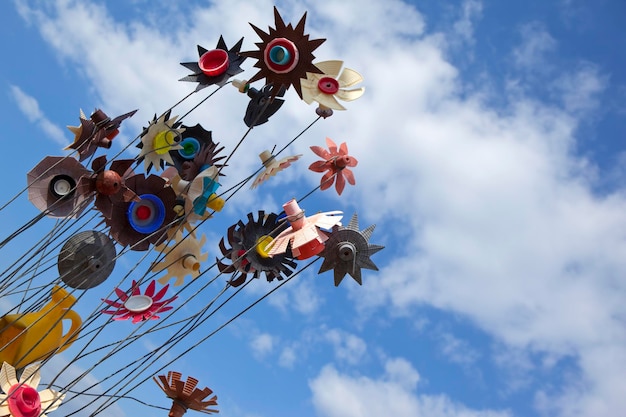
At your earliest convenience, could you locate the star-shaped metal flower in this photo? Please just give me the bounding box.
[318,213,384,286]
[179,36,246,91]
[241,6,325,99]
[66,108,137,161]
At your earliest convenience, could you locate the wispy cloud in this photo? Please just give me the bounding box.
[9,84,68,145]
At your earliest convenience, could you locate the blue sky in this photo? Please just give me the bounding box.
[1,0,625,416]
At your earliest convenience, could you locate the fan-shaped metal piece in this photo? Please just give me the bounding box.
[309,137,358,195]
[318,213,384,286]
[217,210,296,287]
[58,230,116,289]
[26,156,92,218]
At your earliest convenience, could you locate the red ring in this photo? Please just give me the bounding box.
[318,77,339,94]
[198,49,229,77]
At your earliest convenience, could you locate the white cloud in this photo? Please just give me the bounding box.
[309,357,510,417]
[12,0,626,416]
[512,21,557,70]
[324,329,367,365]
[9,84,68,145]
[552,62,607,114]
[250,332,275,359]
[453,0,483,44]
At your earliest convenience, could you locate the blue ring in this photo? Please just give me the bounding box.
[269,45,290,65]
[127,194,166,234]
[178,137,200,159]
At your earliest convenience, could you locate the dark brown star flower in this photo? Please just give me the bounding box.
[240,6,325,99]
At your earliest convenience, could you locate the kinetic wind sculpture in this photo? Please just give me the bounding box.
[26,156,92,218]
[0,363,65,417]
[217,210,297,287]
[154,230,208,287]
[179,36,246,91]
[232,80,287,127]
[66,108,137,161]
[101,280,177,323]
[104,173,177,251]
[251,150,301,189]
[318,213,384,286]
[168,124,226,180]
[153,371,218,416]
[77,155,139,219]
[241,6,325,99]
[301,60,365,117]
[2,6,385,415]
[267,199,343,260]
[309,137,358,195]
[57,230,117,289]
[138,111,185,172]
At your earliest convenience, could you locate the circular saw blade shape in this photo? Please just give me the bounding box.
[301,60,365,111]
[104,173,177,251]
[179,36,246,91]
[26,156,92,218]
[309,137,358,195]
[57,230,117,289]
[217,210,297,287]
[318,213,384,286]
[267,199,343,260]
[153,230,208,287]
[240,6,326,99]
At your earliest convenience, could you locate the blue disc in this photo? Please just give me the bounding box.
[127,194,166,234]
[269,45,290,65]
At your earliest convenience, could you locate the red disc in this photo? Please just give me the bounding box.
[136,205,152,220]
[198,49,229,76]
[318,77,339,94]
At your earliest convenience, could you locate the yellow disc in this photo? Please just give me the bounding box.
[153,130,177,155]
[256,235,273,258]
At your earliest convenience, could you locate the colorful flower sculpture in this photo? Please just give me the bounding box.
[153,371,218,417]
[101,280,177,323]
[309,137,358,195]
[179,36,246,91]
[104,173,177,251]
[0,362,65,417]
[137,111,185,172]
[241,6,325,99]
[301,60,365,117]
[217,210,296,286]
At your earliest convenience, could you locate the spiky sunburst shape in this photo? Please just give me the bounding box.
[318,213,384,286]
[241,6,325,99]
[137,110,185,172]
[179,36,246,91]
